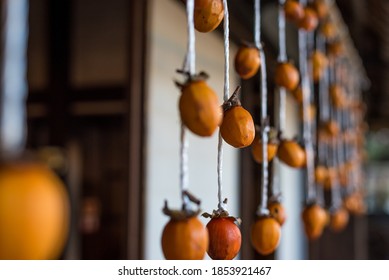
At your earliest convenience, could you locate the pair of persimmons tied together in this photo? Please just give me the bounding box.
[162,0,243,260]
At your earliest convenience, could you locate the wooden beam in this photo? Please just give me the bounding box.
[126,0,148,260]
[47,0,72,146]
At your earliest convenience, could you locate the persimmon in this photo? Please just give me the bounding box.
[251,135,278,164]
[311,50,328,82]
[299,104,316,123]
[206,217,241,260]
[291,86,303,104]
[323,167,337,190]
[284,0,305,23]
[320,21,337,40]
[312,0,329,19]
[234,45,260,80]
[322,120,339,136]
[302,204,327,240]
[251,216,281,255]
[328,41,344,57]
[298,7,319,31]
[220,89,255,148]
[329,84,346,108]
[277,139,306,168]
[344,192,366,215]
[178,74,222,137]
[315,165,328,185]
[330,208,349,232]
[268,201,287,226]
[161,216,208,260]
[274,62,300,91]
[0,162,70,259]
[194,0,224,33]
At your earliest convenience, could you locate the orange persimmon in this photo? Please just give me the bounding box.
[206,217,241,260]
[161,216,208,260]
[251,216,281,255]
[302,204,327,240]
[179,78,222,137]
[194,0,224,33]
[277,139,306,168]
[275,62,300,91]
[234,46,261,80]
[268,201,287,226]
[284,0,305,23]
[220,105,255,148]
[330,208,349,232]
[0,162,70,260]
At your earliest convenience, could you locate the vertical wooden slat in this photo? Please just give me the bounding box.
[126,0,148,259]
[47,0,71,146]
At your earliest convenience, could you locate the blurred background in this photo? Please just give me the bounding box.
[2,0,389,259]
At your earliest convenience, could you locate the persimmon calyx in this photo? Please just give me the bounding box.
[162,191,202,221]
[268,194,282,204]
[202,199,242,225]
[222,86,242,111]
[174,70,210,88]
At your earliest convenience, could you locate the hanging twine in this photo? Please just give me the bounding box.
[278,0,287,63]
[216,0,230,212]
[271,0,288,200]
[317,34,330,121]
[0,0,29,159]
[298,29,316,204]
[179,0,196,208]
[253,0,270,215]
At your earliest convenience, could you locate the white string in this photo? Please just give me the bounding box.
[278,0,287,62]
[223,0,230,101]
[0,0,29,158]
[217,0,230,212]
[254,0,261,48]
[258,47,270,215]
[253,0,270,215]
[180,0,196,207]
[298,29,316,204]
[271,0,287,199]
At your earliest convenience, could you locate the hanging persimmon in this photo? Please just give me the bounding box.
[298,7,319,31]
[0,161,70,260]
[314,165,328,185]
[161,201,208,260]
[320,21,337,40]
[284,0,305,23]
[311,0,329,20]
[234,45,261,80]
[344,192,366,216]
[329,84,346,108]
[251,128,278,163]
[299,104,316,123]
[205,216,241,260]
[311,50,328,82]
[252,140,278,163]
[178,72,222,137]
[323,167,337,190]
[274,62,300,91]
[220,88,255,148]
[302,203,327,240]
[194,0,224,33]
[291,86,303,104]
[330,207,349,232]
[268,201,287,226]
[328,40,344,57]
[322,120,339,137]
[251,216,281,255]
[277,139,306,168]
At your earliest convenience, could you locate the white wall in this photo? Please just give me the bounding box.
[145,0,240,260]
[276,94,307,260]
